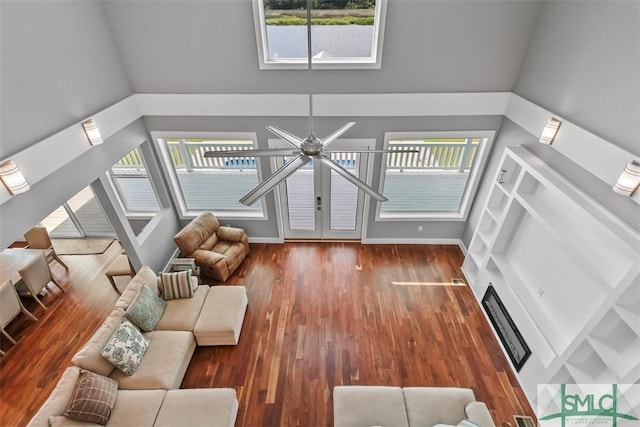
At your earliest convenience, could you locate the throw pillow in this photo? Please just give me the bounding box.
[63,369,118,425]
[125,284,167,332]
[159,270,195,300]
[101,319,149,376]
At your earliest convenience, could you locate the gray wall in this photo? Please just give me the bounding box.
[463,0,640,246]
[102,0,541,94]
[145,115,503,241]
[514,0,639,154]
[0,0,133,158]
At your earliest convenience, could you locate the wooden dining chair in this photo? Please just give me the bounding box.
[104,254,135,295]
[18,252,65,310]
[24,226,69,270]
[0,279,37,346]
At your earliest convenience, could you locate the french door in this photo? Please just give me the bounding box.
[272,139,375,240]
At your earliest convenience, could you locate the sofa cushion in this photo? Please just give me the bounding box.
[101,319,149,376]
[402,387,476,427]
[26,367,81,427]
[125,285,166,332]
[115,267,158,311]
[464,402,496,427]
[110,330,196,390]
[333,386,409,427]
[105,390,166,427]
[48,390,166,427]
[159,270,196,300]
[63,370,118,425]
[71,310,124,377]
[154,389,239,427]
[193,286,248,345]
[199,233,219,251]
[155,285,208,331]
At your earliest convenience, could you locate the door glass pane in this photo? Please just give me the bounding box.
[42,206,82,238]
[285,158,315,231]
[330,153,359,231]
[68,187,114,236]
[41,187,114,238]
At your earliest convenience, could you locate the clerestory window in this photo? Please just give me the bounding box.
[253,0,387,69]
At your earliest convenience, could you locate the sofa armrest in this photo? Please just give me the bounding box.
[465,402,496,427]
[192,249,226,265]
[217,226,246,242]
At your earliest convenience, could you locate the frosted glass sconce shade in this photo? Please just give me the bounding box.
[0,160,30,194]
[82,119,103,145]
[539,118,562,145]
[613,160,640,196]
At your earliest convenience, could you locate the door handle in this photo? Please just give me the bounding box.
[316,196,321,211]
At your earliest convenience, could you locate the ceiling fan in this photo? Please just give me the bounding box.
[204,0,415,206]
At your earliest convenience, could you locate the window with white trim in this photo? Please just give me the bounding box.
[253,0,387,69]
[376,132,493,220]
[156,135,266,218]
[109,147,161,213]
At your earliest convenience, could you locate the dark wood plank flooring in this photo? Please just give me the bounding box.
[0,242,535,426]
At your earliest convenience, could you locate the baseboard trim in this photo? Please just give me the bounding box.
[361,238,465,246]
[248,237,285,244]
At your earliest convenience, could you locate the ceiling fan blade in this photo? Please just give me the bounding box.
[266,126,304,148]
[320,122,356,148]
[325,149,419,154]
[204,148,300,158]
[318,155,388,202]
[240,154,311,206]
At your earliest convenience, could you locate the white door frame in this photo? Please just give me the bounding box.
[269,138,376,240]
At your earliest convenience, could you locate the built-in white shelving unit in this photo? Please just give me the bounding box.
[462,145,640,407]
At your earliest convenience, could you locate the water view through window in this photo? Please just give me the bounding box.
[256,0,386,67]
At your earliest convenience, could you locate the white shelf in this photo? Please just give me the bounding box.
[549,365,576,384]
[587,309,640,379]
[463,145,640,407]
[566,341,618,384]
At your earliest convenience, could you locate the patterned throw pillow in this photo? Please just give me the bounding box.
[125,284,167,332]
[63,369,118,425]
[101,319,149,376]
[158,270,196,300]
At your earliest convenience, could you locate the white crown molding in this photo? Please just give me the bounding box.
[2,92,637,207]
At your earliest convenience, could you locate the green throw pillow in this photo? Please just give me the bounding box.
[125,284,167,332]
[101,319,149,376]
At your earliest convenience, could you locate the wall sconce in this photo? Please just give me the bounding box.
[539,118,562,144]
[82,118,103,145]
[613,160,640,196]
[0,160,30,195]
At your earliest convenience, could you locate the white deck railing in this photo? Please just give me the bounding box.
[113,139,478,173]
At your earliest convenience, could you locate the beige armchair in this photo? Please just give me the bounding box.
[18,252,66,310]
[24,226,68,270]
[173,212,249,282]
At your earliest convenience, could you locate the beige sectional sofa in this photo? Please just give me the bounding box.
[28,266,248,426]
[333,386,496,427]
[28,367,239,427]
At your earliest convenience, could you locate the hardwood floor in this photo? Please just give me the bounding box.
[0,242,535,426]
